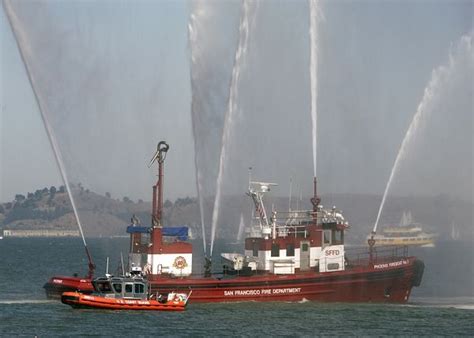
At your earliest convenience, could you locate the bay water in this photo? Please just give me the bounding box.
[0,238,472,336]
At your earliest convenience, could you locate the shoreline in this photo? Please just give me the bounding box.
[2,229,80,238]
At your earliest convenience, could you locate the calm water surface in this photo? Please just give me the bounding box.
[0,238,472,336]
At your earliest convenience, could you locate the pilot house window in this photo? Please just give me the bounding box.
[333,230,344,245]
[253,242,259,257]
[96,282,112,293]
[286,244,295,257]
[271,243,280,257]
[125,284,133,293]
[323,230,331,245]
[134,283,145,294]
[112,283,122,293]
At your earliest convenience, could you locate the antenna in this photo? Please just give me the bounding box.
[288,177,293,212]
[248,167,252,191]
[296,189,302,210]
[120,252,125,275]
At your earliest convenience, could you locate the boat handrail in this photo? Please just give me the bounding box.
[344,245,410,268]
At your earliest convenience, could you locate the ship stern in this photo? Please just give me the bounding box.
[411,259,425,287]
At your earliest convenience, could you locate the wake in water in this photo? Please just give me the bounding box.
[0,300,56,305]
[373,33,473,233]
[409,296,474,311]
[210,0,258,256]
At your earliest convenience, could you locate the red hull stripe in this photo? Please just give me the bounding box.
[149,267,407,289]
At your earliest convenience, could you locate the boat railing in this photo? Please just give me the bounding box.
[277,224,310,238]
[345,245,409,268]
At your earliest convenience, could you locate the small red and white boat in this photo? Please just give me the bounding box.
[61,267,190,311]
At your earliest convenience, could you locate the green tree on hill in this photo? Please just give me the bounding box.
[34,189,43,200]
[15,194,25,203]
[175,197,194,207]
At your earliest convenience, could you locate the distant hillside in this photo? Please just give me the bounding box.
[1,185,472,242]
[0,185,199,237]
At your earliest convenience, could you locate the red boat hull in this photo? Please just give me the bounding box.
[147,257,423,303]
[43,276,94,299]
[61,292,186,311]
[46,257,423,303]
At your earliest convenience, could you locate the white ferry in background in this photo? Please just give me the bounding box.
[370,211,437,248]
[450,222,460,241]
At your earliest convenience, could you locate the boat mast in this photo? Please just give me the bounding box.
[147,141,169,276]
[368,216,377,264]
[149,141,169,227]
[310,177,321,223]
[288,177,293,212]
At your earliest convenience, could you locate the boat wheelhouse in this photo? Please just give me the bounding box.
[92,268,148,300]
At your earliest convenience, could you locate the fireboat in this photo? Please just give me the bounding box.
[45,141,424,303]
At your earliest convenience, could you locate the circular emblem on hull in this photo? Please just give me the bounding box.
[173,256,188,270]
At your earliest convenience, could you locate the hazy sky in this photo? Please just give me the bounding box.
[1,0,194,202]
[1,0,472,205]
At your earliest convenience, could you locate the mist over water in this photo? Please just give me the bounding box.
[188,3,207,253]
[198,1,314,244]
[374,33,474,232]
[188,0,240,254]
[3,1,196,244]
[3,0,88,248]
[309,0,322,177]
[214,0,314,196]
[3,0,472,254]
[236,213,245,242]
[209,0,257,256]
[3,1,194,205]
